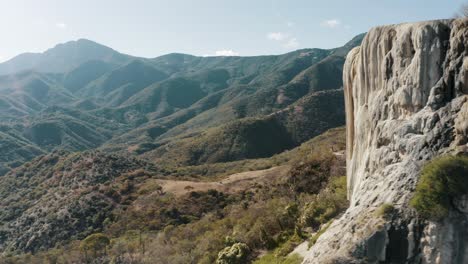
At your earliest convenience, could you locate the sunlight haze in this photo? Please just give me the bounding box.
[0,0,463,61]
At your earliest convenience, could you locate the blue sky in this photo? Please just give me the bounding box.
[0,0,464,61]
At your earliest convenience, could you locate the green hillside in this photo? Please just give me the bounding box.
[0,126,346,261]
[0,34,360,262]
[0,35,362,175]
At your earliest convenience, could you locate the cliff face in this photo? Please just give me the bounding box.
[304,19,468,264]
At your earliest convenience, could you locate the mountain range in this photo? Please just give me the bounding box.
[1,17,467,264]
[0,33,365,261]
[0,31,372,263]
[0,34,364,175]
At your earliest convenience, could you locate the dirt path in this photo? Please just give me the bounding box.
[155,166,290,196]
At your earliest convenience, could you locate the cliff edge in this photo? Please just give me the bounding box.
[304,18,467,264]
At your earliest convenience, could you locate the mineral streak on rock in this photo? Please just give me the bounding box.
[304,19,467,264]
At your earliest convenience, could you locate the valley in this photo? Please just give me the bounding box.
[0,35,363,176]
[0,31,357,263]
[0,3,466,262]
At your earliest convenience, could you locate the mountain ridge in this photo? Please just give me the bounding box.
[0,39,133,75]
[0,33,365,262]
[0,34,365,176]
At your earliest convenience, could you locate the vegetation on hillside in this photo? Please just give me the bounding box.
[0,34,362,176]
[0,34,365,263]
[253,253,303,264]
[154,126,346,179]
[0,128,348,263]
[0,150,162,253]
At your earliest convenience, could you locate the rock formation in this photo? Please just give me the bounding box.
[304,18,467,263]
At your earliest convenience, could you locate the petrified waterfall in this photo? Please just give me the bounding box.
[304,19,467,264]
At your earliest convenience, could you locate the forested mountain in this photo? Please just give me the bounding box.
[0,0,464,262]
[0,33,364,263]
[0,34,364,176]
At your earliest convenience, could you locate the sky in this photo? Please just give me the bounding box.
[0,0,465,62]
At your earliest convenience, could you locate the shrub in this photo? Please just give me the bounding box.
[375,203,395,219]
[216,242,250,264]
[287,154,335,194]
[253,252,303,264]
[299,176,347,229]
[274,234,303,257]
[410,155,468,220]
[80,233,110,258]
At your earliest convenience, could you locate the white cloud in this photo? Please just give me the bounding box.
[267,32,287,41]
[267,31,300,50]
[284,38,299,49]
[320,19,341,28]
[56,22,67,29]
[214,50,239,56]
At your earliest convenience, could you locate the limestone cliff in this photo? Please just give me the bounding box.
[304,19,467,264]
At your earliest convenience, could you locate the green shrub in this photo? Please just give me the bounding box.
[375,203,394,219]
[300,176,347,229]
[80,233,110,258]
[410,155,468,220]
[274,234,303,257]
[287,154,335,194]
[216,242,250,264]
[253,253,303,264]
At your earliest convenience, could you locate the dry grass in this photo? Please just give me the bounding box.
[151,166,290,196]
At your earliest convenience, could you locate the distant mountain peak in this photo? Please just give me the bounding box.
[49,38,114,52]
[76,38,100,43]
[0,39,132,75]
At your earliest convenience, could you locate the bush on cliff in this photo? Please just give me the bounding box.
[410,155,468,220]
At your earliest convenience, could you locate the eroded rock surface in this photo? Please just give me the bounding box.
[304,19,467,264]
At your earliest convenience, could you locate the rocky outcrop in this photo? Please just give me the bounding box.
[304,19,467,263]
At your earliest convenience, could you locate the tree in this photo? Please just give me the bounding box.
[216,243,250,264]
[80,233,110,260]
